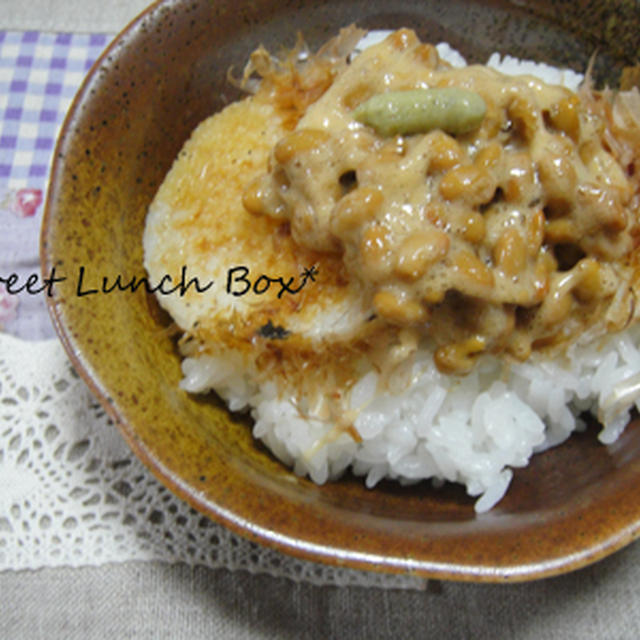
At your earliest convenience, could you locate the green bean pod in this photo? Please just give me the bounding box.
[352,88,487,137]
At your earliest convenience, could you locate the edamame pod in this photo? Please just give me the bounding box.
[352,88,487,137]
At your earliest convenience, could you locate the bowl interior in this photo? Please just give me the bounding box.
[42,0,640,581]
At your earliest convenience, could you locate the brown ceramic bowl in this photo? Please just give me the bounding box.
[42,0,640,582]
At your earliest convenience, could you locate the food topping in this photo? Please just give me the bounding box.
[243,28,640,373]
[352,87,487,136]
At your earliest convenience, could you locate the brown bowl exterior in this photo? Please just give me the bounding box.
[41,0,640,581]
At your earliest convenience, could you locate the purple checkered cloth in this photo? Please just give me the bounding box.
[0,31,111,340]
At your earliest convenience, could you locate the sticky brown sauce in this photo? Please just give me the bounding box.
[244,28,640,374]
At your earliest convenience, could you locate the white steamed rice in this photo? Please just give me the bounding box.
[182,323,640,513]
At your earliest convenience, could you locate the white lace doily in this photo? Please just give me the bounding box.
[0,332,427,589]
